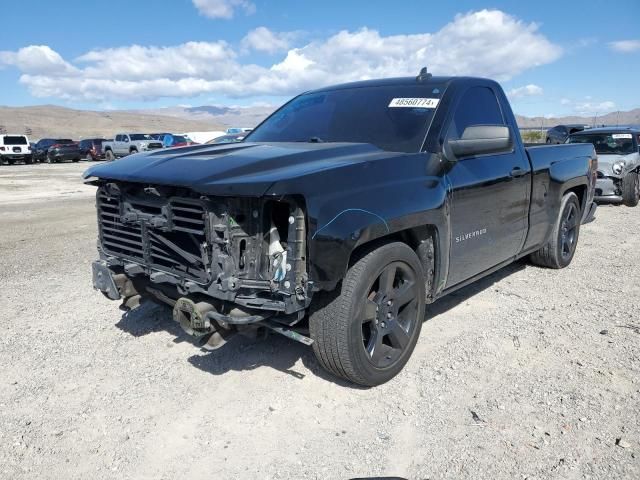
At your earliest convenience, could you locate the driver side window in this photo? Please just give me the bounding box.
[447,86,505,141]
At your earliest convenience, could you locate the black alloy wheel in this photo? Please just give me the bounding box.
[559,201,578,261]
[530,192,581,269]
[309,241,426,386]
[361,261,420,368]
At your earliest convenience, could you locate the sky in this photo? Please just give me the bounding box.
[0,0,638,117]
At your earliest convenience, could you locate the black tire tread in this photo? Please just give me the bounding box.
[309,242,424,385]
[622,171,639,207]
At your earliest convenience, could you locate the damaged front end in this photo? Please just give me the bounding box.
[91,181,312,345]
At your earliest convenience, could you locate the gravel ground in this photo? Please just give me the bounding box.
[0,163,638,479]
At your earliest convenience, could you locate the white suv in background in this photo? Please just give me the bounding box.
[0,134,32,165]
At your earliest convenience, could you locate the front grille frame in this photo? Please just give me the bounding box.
[97,188,210,284]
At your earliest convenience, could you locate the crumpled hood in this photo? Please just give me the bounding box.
[83,142,395,196]
[597,152,639,176]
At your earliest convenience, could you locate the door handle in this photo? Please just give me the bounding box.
[510,167,527,178]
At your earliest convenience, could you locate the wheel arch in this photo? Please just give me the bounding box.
[563,184,587,213]
[345,224,442,302]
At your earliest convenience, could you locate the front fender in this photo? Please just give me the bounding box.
[267,152,449,290]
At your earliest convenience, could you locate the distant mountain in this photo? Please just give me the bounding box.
[516,109,640,129]
[131,105,276,129]
[0,105,225,140]
[142,104,640,131]
[2,104,639,141]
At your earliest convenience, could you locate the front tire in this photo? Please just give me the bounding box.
[530,192,581,269]
[85,153,93,161]
[105,150,115,161]
[621,171,639,207]
[309,242,426,386]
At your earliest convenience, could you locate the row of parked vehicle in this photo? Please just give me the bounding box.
[0,128,252,166]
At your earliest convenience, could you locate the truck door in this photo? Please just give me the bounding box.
[120,135,130,155]
[444,85,530,287]
[113,135,122,155]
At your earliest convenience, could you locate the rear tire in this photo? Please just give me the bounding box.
[530,192,581,269]
[105,150,115,161]
[309,242,426,386]
[72,157,80,163]
[621,171,639,207]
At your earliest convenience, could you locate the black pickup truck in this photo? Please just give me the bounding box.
[85,72,597,386]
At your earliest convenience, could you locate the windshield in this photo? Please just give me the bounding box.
[129,134,153,141]
[568,133,636,155]
[245,84,445,153]
[171,135,189,143]
[55,139,74,144]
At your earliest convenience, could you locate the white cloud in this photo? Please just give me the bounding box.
[241,27,298,54]
[508,84,543,99]
[609,40,640,53]
[0,45,77,76]
[192,0,255,19]
[559,97,616,115]
[573,100,616,115]
[0,9,563,102]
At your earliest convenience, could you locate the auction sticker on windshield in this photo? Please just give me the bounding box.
[388,98,440,108]
[612,134,632,139]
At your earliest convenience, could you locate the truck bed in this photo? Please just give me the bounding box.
[523,143,597,251]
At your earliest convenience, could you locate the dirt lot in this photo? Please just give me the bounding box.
[0,162,638,479]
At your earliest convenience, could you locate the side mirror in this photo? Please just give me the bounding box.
[447,125,513,159]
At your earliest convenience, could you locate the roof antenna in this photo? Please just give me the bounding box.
[416,66,432,82]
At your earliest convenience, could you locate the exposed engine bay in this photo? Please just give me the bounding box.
[92,181,311,343]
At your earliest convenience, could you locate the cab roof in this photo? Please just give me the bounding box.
[572,126,640,135]
[306,76,493,94]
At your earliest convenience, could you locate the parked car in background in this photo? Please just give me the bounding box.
[568,127,640,206]
[149,133,170,140]
[205,133,245,144]
[79,138,107,161]
[0,134,32,165]
[33,138,55,162]
[102,134,163,160]
[86,74,597,386]
[183,131,226,144]
[157,133,198,148]
[46,139,81,163]
[34,138,75,163]
[226,127,253,134]
[546,124,589,144]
